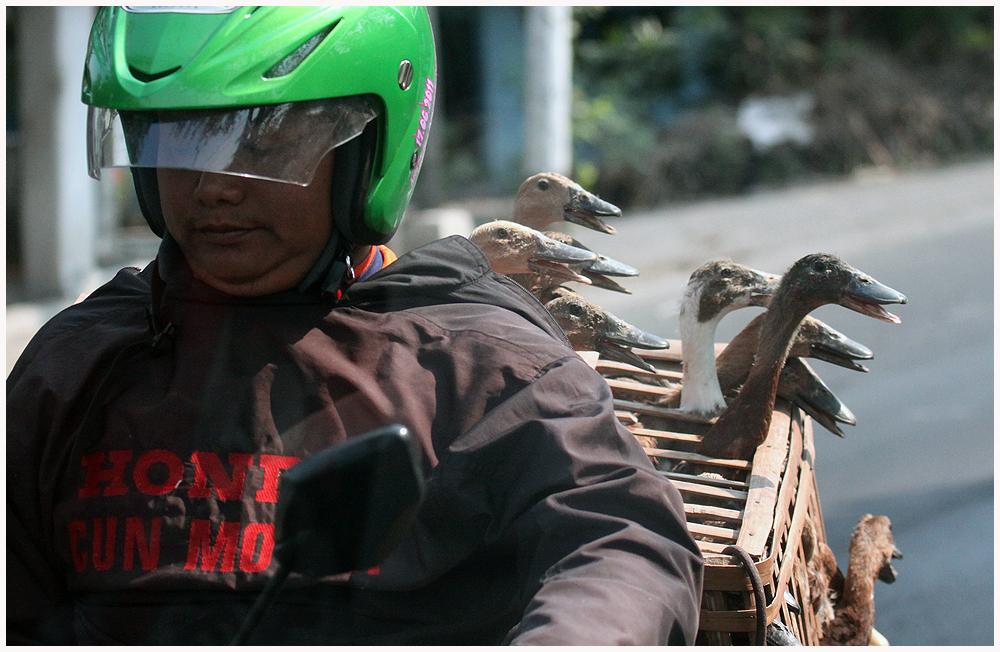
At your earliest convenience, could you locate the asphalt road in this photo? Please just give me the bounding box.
[568,158,994,646]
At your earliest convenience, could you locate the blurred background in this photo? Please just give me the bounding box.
[6,6,994,646]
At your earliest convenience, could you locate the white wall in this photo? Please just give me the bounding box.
[16,6,98,300]
[523,6,573,177]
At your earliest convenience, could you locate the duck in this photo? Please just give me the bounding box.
[654,326,860,439]
[675,260,780,416]
[712,316,869,436]
[468,221,598,286]
[543,289,670,373]
[505,173,632,295]
[820,514,903,646]
[511,172,621,235]
[651,263,860,433]
[802,517,844,629]
[697,253,906,460]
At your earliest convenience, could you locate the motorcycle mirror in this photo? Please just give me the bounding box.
[231,425,424,645]
[273,424,425,578]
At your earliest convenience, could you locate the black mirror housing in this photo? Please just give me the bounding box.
[273,424,425,578]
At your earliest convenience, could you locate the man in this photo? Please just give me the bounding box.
[7,7,703,644]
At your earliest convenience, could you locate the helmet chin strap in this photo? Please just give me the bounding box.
[297,226,354,299]
[131,167,166,238]
[297,126,375,300]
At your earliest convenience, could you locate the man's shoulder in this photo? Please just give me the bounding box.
[58,265,152,329]
[8,265,153,384]
[346,235,569,345]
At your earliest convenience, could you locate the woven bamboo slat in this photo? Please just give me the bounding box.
[585,341,828,645]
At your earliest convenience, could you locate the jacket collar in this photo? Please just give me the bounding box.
[152,234,568,344]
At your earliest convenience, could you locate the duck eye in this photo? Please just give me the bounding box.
[720,268,732,278]
[813,261,827,273]
[496,227,509,238]
[568,304,584,317]
[537,179,549,191]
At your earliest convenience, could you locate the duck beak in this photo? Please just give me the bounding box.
[783,359,856,437]
[877,560,899,584]
[783,590,802,615]
[581,271,633,294]
[842,272,907,323]
[810,349,870,373]
[577,253,640,292]
[796,386,857,435]
[598,313,669,373]
[528,233,599,284]
[597,344,657,373]
[749,271,781,308]
[603,313,670,351]
[809,326,874,372]
[808,411,848,437]
[586,255,639,278]
[532,232,600,265]
[563,187,621,234]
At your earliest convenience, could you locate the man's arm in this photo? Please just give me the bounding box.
[7,505,77,644]
[451,354,704,645]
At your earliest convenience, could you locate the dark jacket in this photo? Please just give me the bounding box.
[7,235,703,645]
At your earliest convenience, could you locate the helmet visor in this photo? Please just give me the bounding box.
[87,96,378,186]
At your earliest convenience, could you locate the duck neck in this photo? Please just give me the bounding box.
[714,314,764,394]
[738,301,807,421]
[509,204,545,231]
[700,295,811,458]
[679,306,727,414]
[841,549,879,607]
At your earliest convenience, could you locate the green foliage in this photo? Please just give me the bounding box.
[570,6,994,208]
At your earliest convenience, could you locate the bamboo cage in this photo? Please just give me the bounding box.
[582,342,828,645]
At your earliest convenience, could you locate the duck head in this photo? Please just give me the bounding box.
[545,292,668,372]
[470,220,598,284]
[780,253,907,321]
[513,172,621,234]
[682,260,780,324]
[792,316,874,373]
[852,514,903,585]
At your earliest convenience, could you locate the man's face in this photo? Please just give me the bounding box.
[158,152,334,296]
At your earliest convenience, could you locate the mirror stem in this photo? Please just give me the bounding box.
[230,563,292,645]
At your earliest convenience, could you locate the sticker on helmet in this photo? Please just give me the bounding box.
[410,77,436,187]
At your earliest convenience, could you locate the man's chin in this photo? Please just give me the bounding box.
[191,262,300,297]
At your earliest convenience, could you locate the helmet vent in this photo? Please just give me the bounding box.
[398,61,414,90]
[129,65,181,83]
[264,21,339,79]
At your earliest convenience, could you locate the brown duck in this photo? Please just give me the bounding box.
[714,315,872,436]
[468,220,597,285]
[544,289,669,372]
[697,253,906,460]
[511,172,621,234]
[656,262,859,432]
[675,260,779,416]
[820,514,903,646]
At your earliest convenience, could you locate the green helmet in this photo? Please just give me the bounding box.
[82,6,437,247]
